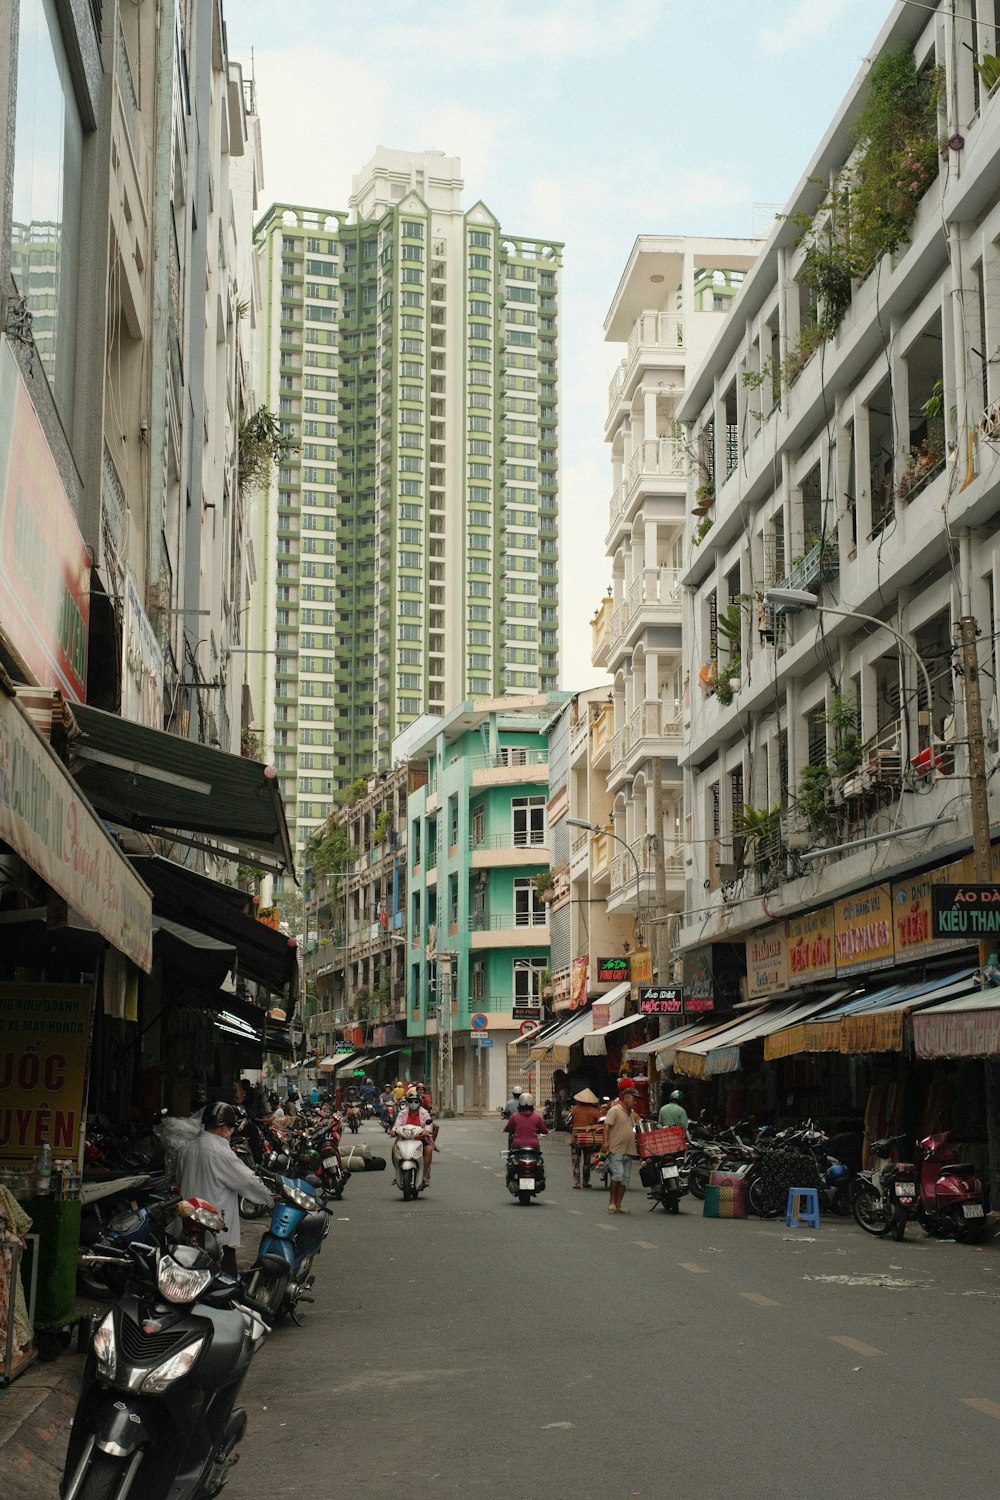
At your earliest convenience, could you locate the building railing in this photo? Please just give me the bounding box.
[469,832,548,850]
[611,838,685,894]
[468,749,548,772]
[469,910,548,931]
[626,437,687,495]
[611,702,684,770]
[116,21,138,150]
[608,313,686,414]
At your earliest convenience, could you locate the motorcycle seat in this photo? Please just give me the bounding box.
[938,1163,975,1177]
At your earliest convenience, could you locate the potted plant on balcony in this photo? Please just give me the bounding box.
[533,870,556,904]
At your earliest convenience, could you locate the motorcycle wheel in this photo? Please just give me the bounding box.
[77,1453,131,1500]
[853,1185,890,1236]
[518,1190,532,1206]
[665,1191,680,1215]
[747,1176,780,1219]
[402,1178,415,1202]
[889,1210,907,1242]
[687,1165,709,1200]
[954,1217,987,1245]
[251,1270,287,1321]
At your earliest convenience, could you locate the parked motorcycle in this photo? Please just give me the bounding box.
[391,1123,428,1202]
[60,1200,270,1500]
[244,1173,332,1323]
[858,1131,988,1244]
[641,1149,688,1213]
[505,1143,546,1206]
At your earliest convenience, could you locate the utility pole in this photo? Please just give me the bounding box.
[440,952,454,1116]
[960,614,993,892]
[651,756,670,985]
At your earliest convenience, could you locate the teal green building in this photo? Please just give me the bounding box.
[402,693,569,1111]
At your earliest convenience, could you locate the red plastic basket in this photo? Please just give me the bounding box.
[637,1125,687,1159]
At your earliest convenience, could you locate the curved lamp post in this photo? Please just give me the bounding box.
[764,588,934,739]
[567,817,645,945]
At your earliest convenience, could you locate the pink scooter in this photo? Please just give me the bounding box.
[916,1132,986,1244]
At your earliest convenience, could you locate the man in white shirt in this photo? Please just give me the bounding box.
[178,1103,275,1275]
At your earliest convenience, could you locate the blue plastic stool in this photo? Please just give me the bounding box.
[786,1187,821,1228]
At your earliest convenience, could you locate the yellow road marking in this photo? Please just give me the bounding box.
[634,1241,657,1250]
[961,1398,1000,1420]
[740,1292,779,1307]
[678,1262,709,1274]
[830,1336,881,1357]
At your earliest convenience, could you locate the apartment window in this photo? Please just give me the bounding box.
[469,253,490,270]
[448,874,458,925]
[471,960,485,1001]
[448,795,459,848]
[469,230,491,247]
[513,959,545,1005]
[471,805,485,846]
[513,878,544,927]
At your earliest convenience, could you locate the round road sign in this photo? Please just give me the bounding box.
[518,1020,540,1037]
[470,1013,488,1030]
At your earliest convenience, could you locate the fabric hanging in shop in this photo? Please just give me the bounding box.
[102,950,139,1021]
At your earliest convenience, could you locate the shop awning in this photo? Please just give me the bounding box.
[703,990,857,1076]
[0,685,152,968]
[153,916,237,990]
[529,1005,597,1064]
[765,969,979,1059]
[583,1010,651,1057]
[336,1053,373,1077]
[912,986,1000,1058]
[65,701,296,879]
[318,1051,360,1072]
[131,856,299,1000]
[507,1019,560,1051]
[673,1007,771,1078]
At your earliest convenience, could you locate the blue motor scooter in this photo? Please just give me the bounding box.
[246,1173,331,1324]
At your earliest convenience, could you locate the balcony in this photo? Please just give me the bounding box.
[589,701,614,768]
[608,566,682,660]
[610,701,684,781]
[770,539,839,604]
[626,436,686,497]
[469,832,550,867]
[610,836,685,904]
[591,595,613,668]
[469,748,548,787]
[607,312,686,426]
[469,908,549,949]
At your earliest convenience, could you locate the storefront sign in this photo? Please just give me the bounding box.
[786,906,836,982]
[596,956,629,984]
[0,338,90,699]
[834,883,894,976]
[591,1001,611,1030]
[893,860,967,958]
[570,955,588,1010]
[628,948,653,986]
[0,982,93,1163]
[512,1004,540,1021]
[637,986,684,1016]
[122,575,164,728]
[745,924,788,999]
[684,947,714,1007]
[931,884,1000,939]
[684,994,716,1014]
[0,689,153,969]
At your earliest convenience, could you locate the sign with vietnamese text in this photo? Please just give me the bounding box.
[628,948,653,986]
[786,907,836,983]
[834,883,894,976]
[637,986,684,1017]
[931,884,1000,939]
[893,860,967,959]
[684,994,716,1014]
[0,983,93,1164]
[0,690,152,969]
[596,956,629,984]
[123,575,164,728]
[745,925,788,1000]
[0,338,90,700]
[512,1005,540,1021]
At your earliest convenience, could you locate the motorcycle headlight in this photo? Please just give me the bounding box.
[140,1337,205,1393]
[92,1312,116,1380]
[157,1255,214,1304]
[283,1184,315,1211]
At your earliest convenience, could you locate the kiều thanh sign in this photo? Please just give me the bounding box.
[931,884,1000,939]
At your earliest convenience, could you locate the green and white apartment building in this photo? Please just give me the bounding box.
[399,693,569,1111]
[249,149,563,878]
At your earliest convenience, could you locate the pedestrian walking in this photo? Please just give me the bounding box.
[570,1088,602,1188]
[601,1086,640,1214]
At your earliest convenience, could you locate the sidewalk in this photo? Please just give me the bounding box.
[0,1350,85,1500]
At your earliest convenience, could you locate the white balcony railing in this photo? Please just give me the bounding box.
[626,437,687,494]
[610,702,685,770]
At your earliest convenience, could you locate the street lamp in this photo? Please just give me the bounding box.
[566,818,645,945]
[764,588,935,745]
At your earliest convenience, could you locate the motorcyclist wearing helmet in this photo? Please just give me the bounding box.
[392,1088,434,1188]
[503,1092,549,1151]
[178,1103,276,1276]
[502,1084,524,1119]
[657,1089,689,1129]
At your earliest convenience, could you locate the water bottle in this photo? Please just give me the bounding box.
[34,1140,52,1196]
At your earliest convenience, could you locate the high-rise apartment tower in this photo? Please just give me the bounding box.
[251,150,563,876]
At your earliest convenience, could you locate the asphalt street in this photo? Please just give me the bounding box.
[235,1118,1000,1499]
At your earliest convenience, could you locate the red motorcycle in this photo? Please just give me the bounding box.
[915,1132,986,1244]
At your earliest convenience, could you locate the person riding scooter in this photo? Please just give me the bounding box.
[392,1088,434,1189]
[503,1092,549,1151]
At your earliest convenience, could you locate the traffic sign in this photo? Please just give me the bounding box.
[478,1037,493,1048]
[518,1020,540,1037]
[470,1013,488,1030]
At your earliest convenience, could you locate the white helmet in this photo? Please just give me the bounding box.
[519,1092,534,1108]
[512,1086,523,1097]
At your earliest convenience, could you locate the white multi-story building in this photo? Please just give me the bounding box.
[590,238,761,965]
[677,2,1000,1023]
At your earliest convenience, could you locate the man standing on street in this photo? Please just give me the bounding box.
[602,1086,639,1214]
[178,1103,275,1276]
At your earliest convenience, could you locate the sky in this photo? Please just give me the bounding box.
[225,0,892,692]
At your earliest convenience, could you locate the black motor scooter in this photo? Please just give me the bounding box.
[61,1200,270,1500]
